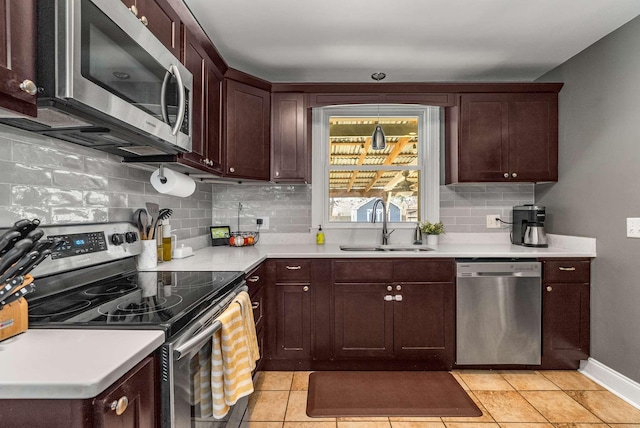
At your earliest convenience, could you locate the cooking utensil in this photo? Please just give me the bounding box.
[0,250,39,285]
[19,249,53,278]
[134,209,149,240]
[25,228,44,243]
[0,282,35,309]
[0,239,33,276]
[146,203,160,239]
[0,275,34,308]
[20,218,40,238]
[0,275,24,298]
[0,230,21,255]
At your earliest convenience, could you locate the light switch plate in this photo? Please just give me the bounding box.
[627,218,640,238]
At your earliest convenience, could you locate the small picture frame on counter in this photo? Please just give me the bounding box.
[210,226,230,246]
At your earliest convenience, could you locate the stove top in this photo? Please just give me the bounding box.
[28,270,244,337]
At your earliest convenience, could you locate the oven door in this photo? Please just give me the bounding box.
[59,0,192,151]
[161,285,250,428]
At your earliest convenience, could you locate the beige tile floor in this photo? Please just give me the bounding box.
[241,370,640,428]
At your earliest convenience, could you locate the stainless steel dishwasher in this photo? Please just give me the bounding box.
[456,260,542,365]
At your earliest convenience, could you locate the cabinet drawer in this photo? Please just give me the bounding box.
[543,260,591,283]
[333,260,393,283]
[275,260,311,282]
[251,285,265,331]
[393,259,454,282]
[246,263,266,295]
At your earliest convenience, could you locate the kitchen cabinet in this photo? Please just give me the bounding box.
[179,27,224,174]
[0,356,156,428]
[0,0,37,117]
[446,92,558,183]
[541,258,591,369]
[271,92,309,182]
[267,260,312,360]
[333,259,455,367]
[247,263,266,371]
[119,0,181,58]
[224,79,271,180]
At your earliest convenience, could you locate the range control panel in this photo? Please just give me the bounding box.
[49,232,108,259]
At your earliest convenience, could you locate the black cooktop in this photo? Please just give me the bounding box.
[27,270,244,337]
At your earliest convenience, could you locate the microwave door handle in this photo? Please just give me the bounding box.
[170,64,186,136]
[160,71,171,125]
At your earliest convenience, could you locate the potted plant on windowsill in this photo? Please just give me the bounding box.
[419,221,445,246]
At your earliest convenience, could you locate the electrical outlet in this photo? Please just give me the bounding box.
[486,215,501,229]
[627,218,640,238]
[257,217,269,230]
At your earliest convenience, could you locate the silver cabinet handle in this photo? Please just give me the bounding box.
[247,275,260,282]
[396,285,402,291]
[394,295,403,301]
[286,265,301,270]
[303,286,309,292]
[111,396,129,415]
[251,301,260,309]
[558,267,576,271]
[229,167,235,173]
[140,16,148,26]
[128,5,138,16]
[546,286,553,292]
[503,172,509,178]
[384,295,393,301]
[386,285,392,292]
[19,80,37,95]
[512,172,518,178]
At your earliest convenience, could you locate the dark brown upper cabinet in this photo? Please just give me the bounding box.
[271,93,308,182]
[179,27,223,175]
[446,92,558,183]
[224,79,271,180]
[0,0,37,116]
[120,0,181,58]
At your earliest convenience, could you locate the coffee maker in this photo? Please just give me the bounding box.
[512,205,548,247]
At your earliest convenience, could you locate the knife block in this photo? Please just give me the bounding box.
[0,297,28,342]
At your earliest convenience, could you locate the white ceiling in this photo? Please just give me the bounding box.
[183,0,640,83]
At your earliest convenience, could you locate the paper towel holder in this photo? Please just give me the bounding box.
[158,164,168,184]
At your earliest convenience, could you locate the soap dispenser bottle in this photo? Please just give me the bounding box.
[316,225,325,245]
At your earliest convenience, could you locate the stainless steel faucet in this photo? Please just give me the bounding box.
[371,198,395,245]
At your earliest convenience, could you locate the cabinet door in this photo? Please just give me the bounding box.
[508,93,558,182]
[458,94,510,182]
[181,29,206,167]
[0,0,36,116]
[136,0,181,59]
[271,93,307,182]
[275,284,311,359]
[334,283,393,358]
[224,79,271,180]
[93,356,156,428]
[393,282,454,363]
[543,282,590,366]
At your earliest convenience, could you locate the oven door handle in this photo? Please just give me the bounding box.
[174,320,222,361]
[173,284,248,361]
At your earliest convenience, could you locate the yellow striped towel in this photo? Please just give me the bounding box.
[234,291,260,369]
[210,299,255,419]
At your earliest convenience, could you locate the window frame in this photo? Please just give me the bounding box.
[311,104,441,229]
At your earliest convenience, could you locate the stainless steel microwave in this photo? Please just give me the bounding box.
[0,0,192,157]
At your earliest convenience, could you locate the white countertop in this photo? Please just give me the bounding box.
[0,329,165,399]
[152,235,596,273]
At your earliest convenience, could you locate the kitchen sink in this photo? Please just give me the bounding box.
[339,244,434,252]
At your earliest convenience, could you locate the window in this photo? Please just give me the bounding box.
[312,105,441,229]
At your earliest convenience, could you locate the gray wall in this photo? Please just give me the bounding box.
[212,182,534,233]
[537,16,640,382]
[0,125,213,242]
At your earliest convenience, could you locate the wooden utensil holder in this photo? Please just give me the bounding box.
[0,297,28,342]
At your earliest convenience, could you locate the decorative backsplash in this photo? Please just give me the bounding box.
[0,125,213,242]
[212,182,534,234]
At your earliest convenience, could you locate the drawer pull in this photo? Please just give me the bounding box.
[251,301,260,309]
[247,275,260,282]
[110,396,129,415]
[546,286,553,292]
[303,286,309,292]
[286,265,302,270]
[386,285,393,292]
[558,267,576,271]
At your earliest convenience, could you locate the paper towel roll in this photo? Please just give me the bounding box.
[150,167,196,197]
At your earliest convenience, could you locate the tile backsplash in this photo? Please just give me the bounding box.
[0,125,212,243]
[212,182,534,234]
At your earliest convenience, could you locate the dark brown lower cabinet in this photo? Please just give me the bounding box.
[275,283,312,359]
[0,356,156,428]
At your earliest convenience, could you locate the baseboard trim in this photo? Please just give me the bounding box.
[579,358,640,410]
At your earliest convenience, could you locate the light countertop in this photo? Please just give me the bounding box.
[0,329,165,399]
